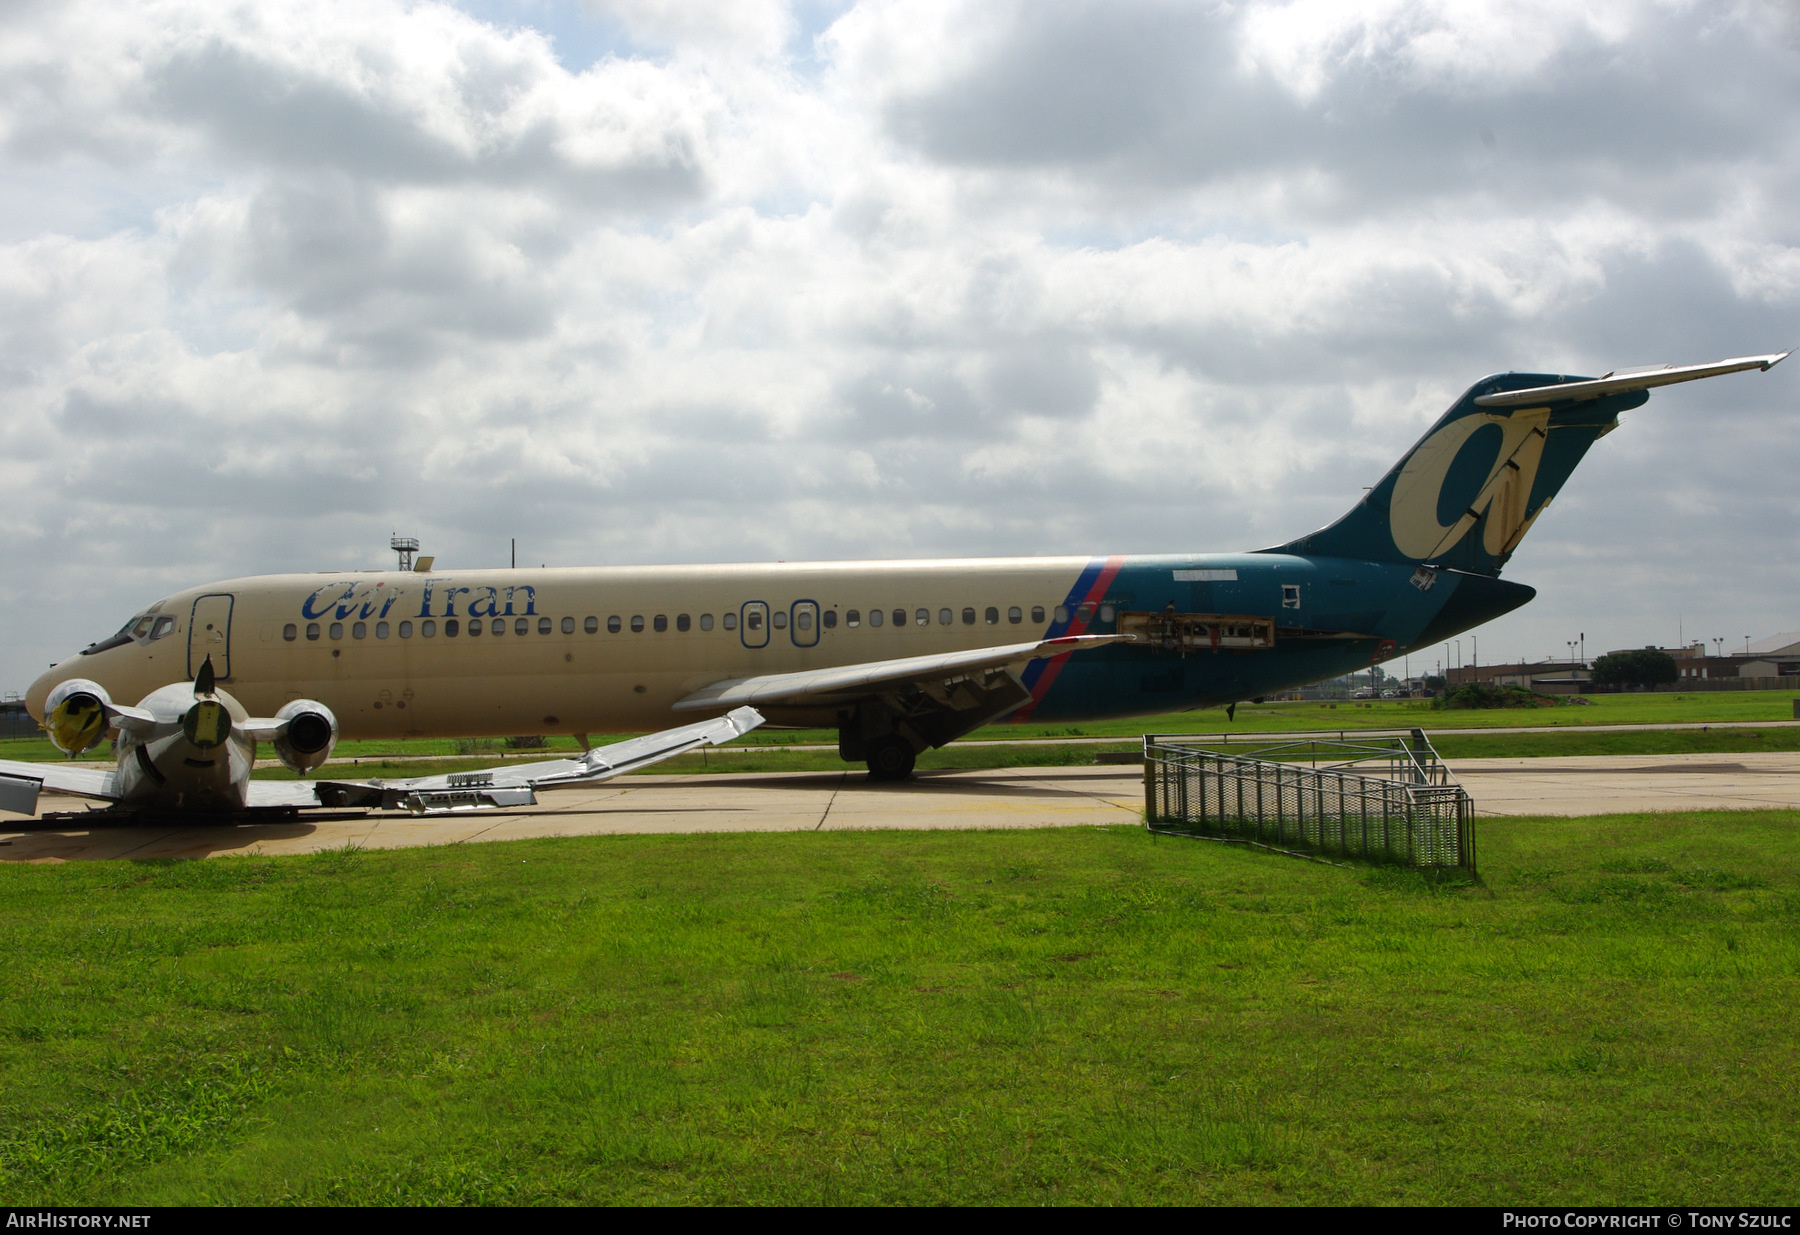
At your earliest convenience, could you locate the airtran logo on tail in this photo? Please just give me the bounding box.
[301,579,538,620]
[1389,408,1552,561]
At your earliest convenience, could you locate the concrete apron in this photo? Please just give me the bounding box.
[3,753,1798,862]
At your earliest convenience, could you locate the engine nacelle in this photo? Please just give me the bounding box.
[271,699,337,774]
[43,678,113,755]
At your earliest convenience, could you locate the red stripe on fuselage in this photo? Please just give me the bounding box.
[1012,555,1125,722]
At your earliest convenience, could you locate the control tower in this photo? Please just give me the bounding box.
[391,535,420,572]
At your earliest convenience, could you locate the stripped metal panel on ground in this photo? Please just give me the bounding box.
[1141,728,1475,873]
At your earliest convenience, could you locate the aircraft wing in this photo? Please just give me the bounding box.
[0,758,120,816]
[248,706,766,814]
[670,635,1132,712]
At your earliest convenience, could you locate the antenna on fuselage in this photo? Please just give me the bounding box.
[391,535,420,572]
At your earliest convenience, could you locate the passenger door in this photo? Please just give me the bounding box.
[188,593,234,680]
[740,601,769,649]
[790,600,819,648]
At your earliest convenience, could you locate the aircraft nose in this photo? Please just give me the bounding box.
[24,663,64,723]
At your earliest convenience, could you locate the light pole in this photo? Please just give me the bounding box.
[1579,632,1584,666]
[1746,635,1753,656]
[1471,635,1478,677]
[1714,637,1724,658]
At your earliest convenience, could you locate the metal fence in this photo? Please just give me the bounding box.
[1143,728,1475,873]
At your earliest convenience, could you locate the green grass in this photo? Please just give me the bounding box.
[1,812,1796,1204]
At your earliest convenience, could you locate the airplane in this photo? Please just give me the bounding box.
[0,654,764,820]
[17,352,1788,800]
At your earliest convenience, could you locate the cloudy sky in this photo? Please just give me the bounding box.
[2,0,1797,692]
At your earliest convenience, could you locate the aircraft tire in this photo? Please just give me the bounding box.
[866,736,916,781]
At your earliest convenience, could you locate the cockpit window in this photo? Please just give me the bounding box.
[82,617,140,656]
[82,611,174,656]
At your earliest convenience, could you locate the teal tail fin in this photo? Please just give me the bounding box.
[1271,354,1786,575]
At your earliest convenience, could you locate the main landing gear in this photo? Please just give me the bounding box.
[865,735,916,781]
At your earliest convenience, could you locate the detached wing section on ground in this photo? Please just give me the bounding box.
[252,706,766,813]
[672,635,1131,750]
[0,759,120,816]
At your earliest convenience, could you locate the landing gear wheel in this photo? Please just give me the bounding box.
[866,736,916,781]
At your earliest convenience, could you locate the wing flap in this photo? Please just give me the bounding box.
[671,635,1131,711]
[1474,352,1788,407]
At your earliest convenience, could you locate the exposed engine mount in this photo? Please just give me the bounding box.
[270,699,338,774]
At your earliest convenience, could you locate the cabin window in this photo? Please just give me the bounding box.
[1076,603,1095,622]
[306,622,320,641]
[444,619,459,637]
[1099,604,1115,623]
[1031,605,1045,623]
[283,623,297,641]
[1009,606,1022,624]
[562,617,576,634]
[892,609,906,627]
[376,622,389,639]
[963,608,977,626]
[676,614,691,632]
[918,609,931,626]
[723,612,738,631]
[421,620,436,637]
[654,615,668,633]
[746,611,763,631]
[985,607,998,625]
[822,610,838,629]
[846,610,861,627]
[329,622,344,640]
[538,617,552,635]
[937,608,952,625]
[631,616,645,633]
[515,617,528,635]
[608,616,622,633]
[490,619,503,636]
[869,609,883,627]
[772,611,787,630]
[585,616,598,633]
[399,621,413,638]
[699,613,714,631]
[1053,606,1069,624]
[796,610,812,631]
[468,620,482,637]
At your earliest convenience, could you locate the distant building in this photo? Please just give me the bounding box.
[1748,633,1800,658]
[1448,661,1591,692]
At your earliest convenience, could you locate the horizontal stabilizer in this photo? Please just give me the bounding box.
[672,635,1131,711]
[0,757,118,809]
[290,706,767,811]
[1474,352,1788,407]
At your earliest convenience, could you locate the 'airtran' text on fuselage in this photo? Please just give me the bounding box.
[301,580,538,621]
